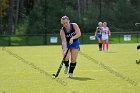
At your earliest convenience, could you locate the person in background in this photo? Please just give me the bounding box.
[95,22,103,51]
[102,22,111,51]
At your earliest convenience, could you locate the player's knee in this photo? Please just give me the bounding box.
[64,58,69,61]
[71,58,76,63]
[64,54,70,61]
[64,56,69,61]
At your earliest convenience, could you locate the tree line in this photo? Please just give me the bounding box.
[0,0,140,35]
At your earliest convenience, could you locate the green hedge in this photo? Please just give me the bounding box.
[0,36,9,46]
[0,33,139,46]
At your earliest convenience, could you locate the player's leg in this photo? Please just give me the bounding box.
[102,35,105,51]
[102,40,105,51]
[98,37,102,51]
[63,49,71,74]
[69,48,79,77]
[106,39,109,51]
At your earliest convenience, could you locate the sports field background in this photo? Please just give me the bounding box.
[0,44,140,93]
[0,32,140,46]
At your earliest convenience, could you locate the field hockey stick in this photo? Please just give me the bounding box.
[52,48,70,78]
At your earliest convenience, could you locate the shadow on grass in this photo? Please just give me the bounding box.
[70,77,95,81]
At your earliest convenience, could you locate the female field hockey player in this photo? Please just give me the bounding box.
[102,22,111,51]
[95,22,103,51]
[60,16,81,78]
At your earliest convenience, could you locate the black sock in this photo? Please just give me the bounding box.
[69,63,76,73]
[99,43,102,50]
[63,60,69,67]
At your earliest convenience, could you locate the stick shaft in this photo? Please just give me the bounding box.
[55,48,70,77]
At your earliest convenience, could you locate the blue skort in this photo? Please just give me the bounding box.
[67,40,80,49]
[96,34,102,39]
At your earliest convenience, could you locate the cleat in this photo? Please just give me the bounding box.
[99,48,102,51]
[64,66,68,74]
[69,73,73,78]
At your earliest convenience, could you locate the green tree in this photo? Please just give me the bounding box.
[8,0,14,35]
[113,0,137,31]
[0,0,8,34]
[27,0,45,34]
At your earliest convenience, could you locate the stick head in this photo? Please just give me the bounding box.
[137,45,140,50]
[52,74,56,79]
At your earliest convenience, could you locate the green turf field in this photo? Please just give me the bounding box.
[0,44,140,93]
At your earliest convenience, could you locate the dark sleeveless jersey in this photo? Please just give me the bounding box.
[63,23,78,42]
[97,27,102,35]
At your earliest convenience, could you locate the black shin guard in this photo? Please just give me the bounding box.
[99,43,102,50]
[69,63,76,73]
[63,60,69,67]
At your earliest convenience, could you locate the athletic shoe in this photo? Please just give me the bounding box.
[69,73,73,78]
[107,49,110,52]
[99,48,102,51]
[64,66,68,74]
